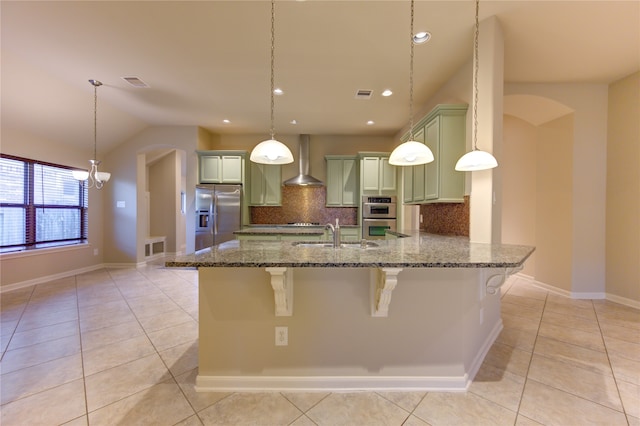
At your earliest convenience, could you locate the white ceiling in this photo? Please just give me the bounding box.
[2,1,638,154]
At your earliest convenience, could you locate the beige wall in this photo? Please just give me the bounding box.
[1,127,105,288]
[103,126,200,265]
[501,113,574,292]
[502,115,537,277]
[606,72,640,303]
[505,83,608,297]
[536,115,574,292]
[148,151,179,253]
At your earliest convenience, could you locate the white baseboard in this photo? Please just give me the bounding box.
[195,374,469,393]
[514,273,639,309]
[103,263,141,268]
[606,293,640,310]
[466,318,503,387]
[1,264,105,293]
[571,291,607,300]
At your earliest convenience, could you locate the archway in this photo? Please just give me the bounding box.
[502,94,575,293]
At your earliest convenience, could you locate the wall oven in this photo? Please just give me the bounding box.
[362,195,396,239]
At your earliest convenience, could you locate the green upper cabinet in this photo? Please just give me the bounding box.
[402,128,426,203]
[358,153,396,196]
[249,162,282,206]
[197,150,245,184]
[401,104,467,204]
[325,155,358,207]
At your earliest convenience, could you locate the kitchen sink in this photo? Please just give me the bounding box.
[292,241,379,249]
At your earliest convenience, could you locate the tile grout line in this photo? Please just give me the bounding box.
[74,273,91,424]
[592,301,632,420]
[137,264,203,425]
[508,282,547,423]
[0,285,35,363]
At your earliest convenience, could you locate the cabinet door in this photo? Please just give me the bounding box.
[249,162,281,205]
[438,113,466,202]
[342,159,358,205]
[221,155,243,183]
[199,155,221,183]
[325,159,344,206]
[403,166,413,203]
[361,157,380,192]
[249,162,266,205]
[412,164,425,201]
[424,117,440,200]
[380,157,396,193]
[263,164,281,205]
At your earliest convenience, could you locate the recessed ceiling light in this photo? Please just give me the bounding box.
[413,31,431,44]
[223,119,230,124]
[381,89,393,97]
[366,120,375,126]
[274,88,284,95]
[290,119,297,125]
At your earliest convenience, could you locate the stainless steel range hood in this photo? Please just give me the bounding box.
[283,134,324,186]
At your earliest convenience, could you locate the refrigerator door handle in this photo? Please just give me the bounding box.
[213,193,218,236]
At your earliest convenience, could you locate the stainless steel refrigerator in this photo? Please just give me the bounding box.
[195,184,242,251]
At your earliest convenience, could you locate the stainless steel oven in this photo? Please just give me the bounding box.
[362,195,396,239]
[361,196,397,218]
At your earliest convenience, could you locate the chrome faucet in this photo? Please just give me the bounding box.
[325,218,341,248]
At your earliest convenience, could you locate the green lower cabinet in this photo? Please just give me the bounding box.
[341,227,360,241]
[280,234,323,241]
[236,235,279,241]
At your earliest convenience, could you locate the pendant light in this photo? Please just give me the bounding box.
[389,0,434,166]
[454,0,498,171]
[72,79,111,189]
[250,0,293,165]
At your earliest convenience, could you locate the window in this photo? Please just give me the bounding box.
[0,154,88,253]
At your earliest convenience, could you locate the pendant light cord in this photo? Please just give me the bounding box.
[269,0,276,141]
[473,0,479,151]
[408,0,415,141]
[93,82,98,161]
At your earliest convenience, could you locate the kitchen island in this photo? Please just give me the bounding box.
[166,232,534,392]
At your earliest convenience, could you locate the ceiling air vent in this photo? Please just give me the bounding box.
[121,76,149,88]
[354,89,373,99]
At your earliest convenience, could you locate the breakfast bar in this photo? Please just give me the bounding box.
[166,232,534,392]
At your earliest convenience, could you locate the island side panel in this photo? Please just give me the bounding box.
[197,266,502,391]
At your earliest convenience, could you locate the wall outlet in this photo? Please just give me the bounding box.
[93,248,99,256]
[275,326,288,346]
[419,214,423,223]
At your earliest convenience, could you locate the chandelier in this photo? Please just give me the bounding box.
[72,79,111,188]
[454,0,498,171]
[250,0,294,165]
[389,0,434,166]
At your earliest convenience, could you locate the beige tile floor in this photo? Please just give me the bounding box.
[1,262,639,425]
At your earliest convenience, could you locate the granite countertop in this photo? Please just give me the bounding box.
[165,231,535,269]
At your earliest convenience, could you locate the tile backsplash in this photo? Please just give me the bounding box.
[251,186,358,225]
[251,186,468,236]
[419,196,470,236]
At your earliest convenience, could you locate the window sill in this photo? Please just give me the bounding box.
[0,243,91,260]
